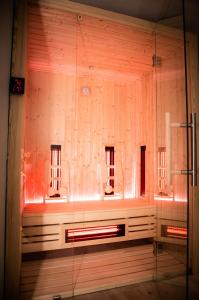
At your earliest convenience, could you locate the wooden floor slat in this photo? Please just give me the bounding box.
[21,250,155,278]
[20,244,185,299]
[21,243,153,270]
[21,254,155,285]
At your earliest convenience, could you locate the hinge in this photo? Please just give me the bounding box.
[53,296,62,300]
[152,54,161,67]
[153,240,163,255]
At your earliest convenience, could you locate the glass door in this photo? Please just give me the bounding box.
[154,1,190,299]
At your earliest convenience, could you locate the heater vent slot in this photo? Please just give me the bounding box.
[161,225,187,239]
[105,146,114,195]
[65,224,125,243]
[50,144,61,197]
[140,145,146,196]
[157,147,167,195]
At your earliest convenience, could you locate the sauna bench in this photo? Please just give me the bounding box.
[22,199,155,253]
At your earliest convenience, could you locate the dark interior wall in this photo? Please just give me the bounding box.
[185,0,199,35]
[185,0,199,70]
[71,0,183,21]
[0,0,13,297]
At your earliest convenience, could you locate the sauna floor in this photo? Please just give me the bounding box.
[20,242,186,300]
[65,277,199,300]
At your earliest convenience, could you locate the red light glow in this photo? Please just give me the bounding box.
[66,224,125,242]
[68,225,119,238]
[165,226,187,239]
[51,145,61,191]
[154,195,174,201]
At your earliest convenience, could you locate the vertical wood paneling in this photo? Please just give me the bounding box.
[6,1,27,298]
[24,3,190,206]
[155,33,187,203]
[187,34,199,274]
[24,3,155,203]
[6,1,199,299]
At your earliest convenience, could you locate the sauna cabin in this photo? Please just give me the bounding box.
[5,0,199,299]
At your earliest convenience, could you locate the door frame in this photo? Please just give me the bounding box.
[4,1,199,298]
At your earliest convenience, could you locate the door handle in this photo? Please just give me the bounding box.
[165,112,197,187]
[191,112,197,186]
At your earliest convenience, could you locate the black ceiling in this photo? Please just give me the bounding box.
[70,0,199,33]
[70,0,183,22]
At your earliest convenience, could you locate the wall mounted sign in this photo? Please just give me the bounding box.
[10,77,25,95]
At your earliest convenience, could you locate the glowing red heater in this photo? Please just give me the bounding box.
[140,145,146,196]
[50,145,61,197]
[105,146,114,195]
[65,224,125,242]
[158,147,166,193]
[161,225,187,239]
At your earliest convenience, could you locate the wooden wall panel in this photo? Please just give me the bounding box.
[5,0,198,298]
[155,32,187,202]
[5,1,27,298]
[187,34,199,274]
[24,3,155,203]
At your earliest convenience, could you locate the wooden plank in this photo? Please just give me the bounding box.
[76,245,153,264]
[127,207,155,218]
[21,256,156,289]
[22,209,156,252]
[23,200,153,214]
[28,0,185,41]
[22,201,154,223]
[128,216,155,226]
[156,264,186,279]
[23,215,66,226]
[128,230,155,239]
[22,234,60,243]
[22,241,61,253]
[7,0,199,298]
[187,34,199,274]
[156,201,187,221]
[68,211,127,222]
[157,237,186,246]
[21,257,156,286]
[128,224,155,232]
[21,244,153,270]
[20,251,178,281]
[75,260,184,296]
[21,250,154,278]
[20,245,155,297]
[20,244,186,299]
[78,257,179,281]
[62,219,127,230]
[75,270,154,296]
[25,0,157,206]
[28,0,155,32]
[20,283,74,299]
[22,225,60,236]
[5,1,27,299]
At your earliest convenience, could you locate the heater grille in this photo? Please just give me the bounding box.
[22,206,155,253]
[105,146,114,195]
[161,225,187,239]
[65,224,125,243]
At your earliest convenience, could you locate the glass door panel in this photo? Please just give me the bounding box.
[154,1,189,299]
[22,2,76,298]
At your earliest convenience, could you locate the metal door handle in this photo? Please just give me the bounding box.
[191,113,197,186]
[165,112,197,187]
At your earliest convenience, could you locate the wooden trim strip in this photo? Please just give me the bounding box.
[5,0,27,298]
[27,0,186,39]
